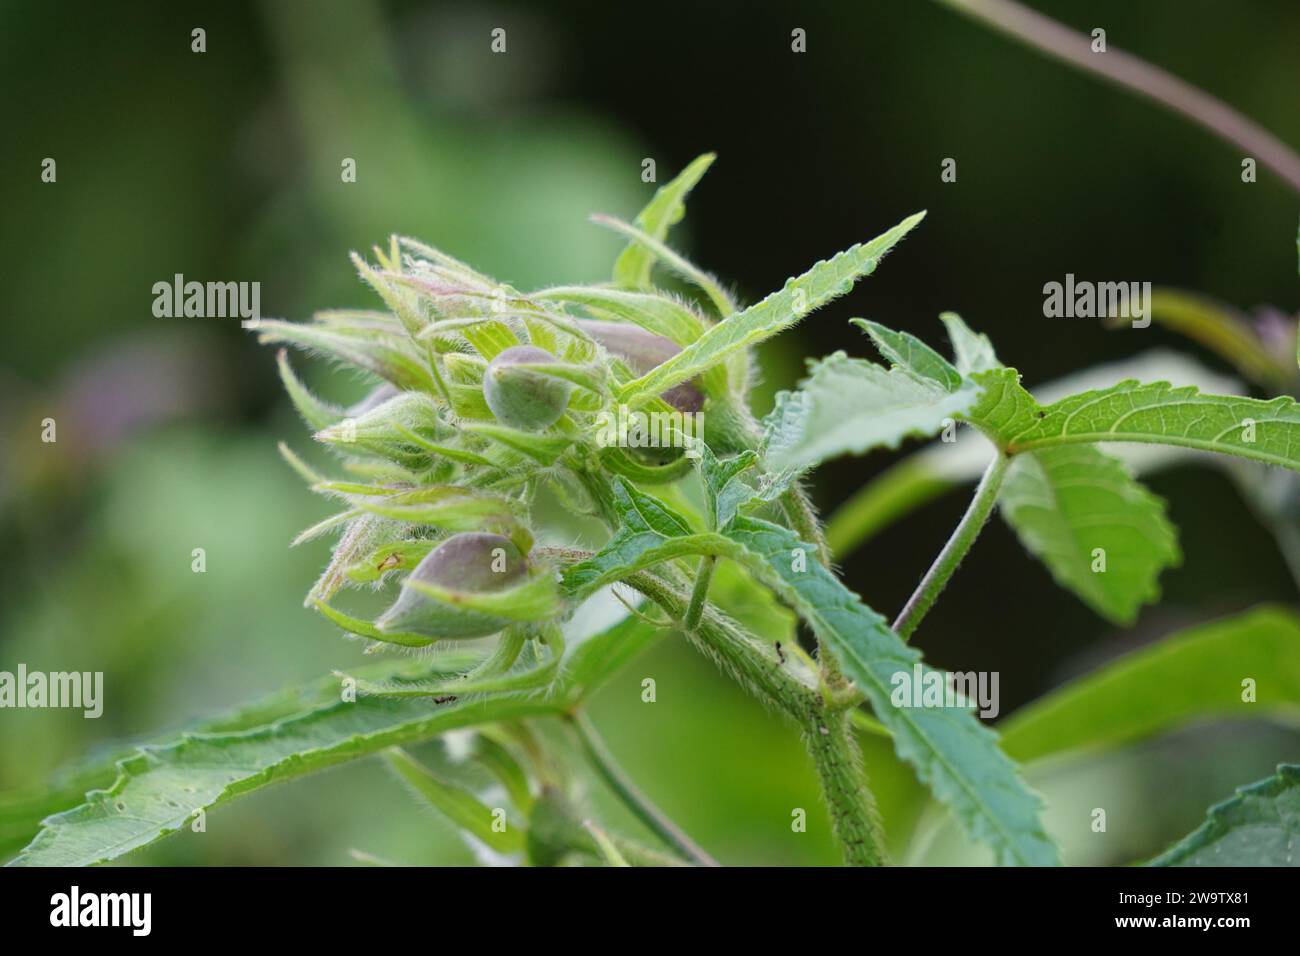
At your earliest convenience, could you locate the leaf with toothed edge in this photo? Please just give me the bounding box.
[998,444,1181,624]
[557,465,1058,866]
[763,352,979,477]
[720,514,1059,867]
[1149,763,1300,866]
[615,211,927,408]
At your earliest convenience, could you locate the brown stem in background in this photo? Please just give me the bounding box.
[935,0,1300,195]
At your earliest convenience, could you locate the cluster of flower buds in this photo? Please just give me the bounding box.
[260,231,720,650]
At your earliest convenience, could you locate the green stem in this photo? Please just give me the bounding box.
[568,710,720,867]
[684,556,716,630]
[573,462,884,864]
[801,711,888,866]
[623,569,888,866]
[781,483,833,568]
[892,452,1008,640]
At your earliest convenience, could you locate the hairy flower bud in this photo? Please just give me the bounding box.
[376,532,528,638]
[483,345,574,431]
[578,320,703,412]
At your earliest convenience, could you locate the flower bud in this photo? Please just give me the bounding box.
[578,320,703,412]
[376,532,528,639]
[483,345,573,431]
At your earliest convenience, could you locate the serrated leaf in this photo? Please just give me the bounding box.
[1149,764,1300,866]
[999,605,1300,764]
[721,514,1059,866]
[698,446,758,530]
[0,658,471,861]
[613,152,716,289]
[616,211,926,408]
[972,373,1300,473]
[557,466,1057,866]
[383,748,523,853]
[999,445,1181,624]
[7,694,556,866]
[853,319,963,392]
[763,352,979,475]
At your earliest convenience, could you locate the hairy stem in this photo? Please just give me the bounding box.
[934,0,1300,194]
[799,710,888,866]
[568,710,719,867]
[684,555,716,630]
[893,452,1008,640]
[623,569,887,865]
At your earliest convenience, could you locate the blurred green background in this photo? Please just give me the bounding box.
[1,0,1298,865]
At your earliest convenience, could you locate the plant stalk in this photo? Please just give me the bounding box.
[568,710,720,867]
[684,555,716,630]
[624,569,888,865]
[892,452,1008,640]
[933,0,1300,195]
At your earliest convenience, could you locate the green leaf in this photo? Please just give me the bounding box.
[562,480,723,595]
[999,605,1300,764]
[460,422,575,465]
[560,608,665,699]
[1149,764,1300,867]
[560,468,1057,865]
[998,445,1180,624]
[8,694,556,866]
[313,596,437,648]
[698,446,757,530]
[721,514,1060,866]
[613,152,716,289]
[405,567,563,623]
[0,661,451,861]
[383,748,523,853]
[616,211,927,409]
[593,214,735,315]
[939,312,1000,376]
[461,319,521,360]
[315,391,447,468]
[351,253,424,337]
[471,733,534,813]
[535,287,707,347]
[970,373,1300,472]
[345,539,437,584]
[276,350,343,429]
[763,351,979,476]
[258,320,435,393]
[853,319,963,392]
[355,485,527,541]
